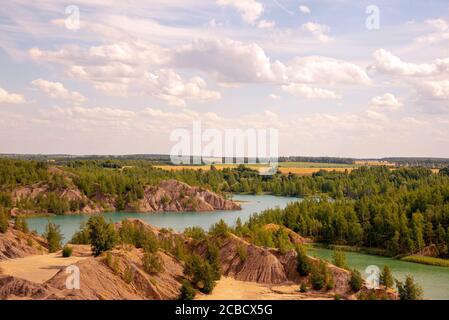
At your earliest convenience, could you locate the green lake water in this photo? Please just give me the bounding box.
[310,247,449,300]
[25,194,296,242]
[25,194,449,300]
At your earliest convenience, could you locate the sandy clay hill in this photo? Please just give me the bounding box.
[0,219,397,300]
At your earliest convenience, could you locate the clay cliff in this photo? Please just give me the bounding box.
[10,179,240,216]
[0,224,48,261]
[0,220,396,300]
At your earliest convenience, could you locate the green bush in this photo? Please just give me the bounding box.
[296,245,312,276]
[333,249,348,269]
[14,216,29,233]
[184,254,217,294]
[396,275,423,300]
[310,266,325,290]
[123,265,134,284]
[87,216,118,256]
[142,252,163,274]
[209,219,229,237]
[299,283,308,293]
[206,242,221,281]
[310,260,333,291]
[179,280,196,300]
[349,269,363,292]
[62,245,73,257]
[380,265,394,288]
[0,211,8,234]
[70,222,90,244]
[43,222,63,253]
[184,226,207,242]
[237,244,248,262]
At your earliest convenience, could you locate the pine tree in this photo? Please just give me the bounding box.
[87,216,118,256]
[179,280,196,300]
[296,245,312,276]
[396,275,423,300]
[380,266,394,289]
[44,222,63,253]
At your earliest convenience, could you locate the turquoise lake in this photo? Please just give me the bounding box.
[25,194,449,300]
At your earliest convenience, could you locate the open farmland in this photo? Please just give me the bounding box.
[154,163,357,176]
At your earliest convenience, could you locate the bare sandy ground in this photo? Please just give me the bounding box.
[196,277,333,300]
[0,253,86,283]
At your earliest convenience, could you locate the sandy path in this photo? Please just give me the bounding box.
[196,277,333,300]
[0,253,86,283]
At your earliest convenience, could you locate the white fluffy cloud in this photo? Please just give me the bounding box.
[145,69,221,107]
[417,80,449,100]
[257,20,275,29]
[286,56,370,85]
[282,84,341,100]
[172,38,285,83]
[299,5,311,14]
[0,87,26,104]
[301,22,331,42]
[31,79,86,104]
[29,42,168,96]
[216,0,263,25]
[415,18,449,44]
[370,93,403,110]
[371,49,449,77]
[371,49,449,102]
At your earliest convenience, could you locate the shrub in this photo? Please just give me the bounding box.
[87,216,118,256]
[334,294,342,300]
[70,222,90,244]
[179,280,196,300]
[184,226,206,242]
[296,245,312,276]
[184,254,217,294]
[333,249,348,269]
[14,216,29,233]
[396,275,423,300]
[380,265,394,289]
[105,251,120,274]
[123,265,134,284]
[173,237,187,261]
[237,244,248,262]
[62,245,73,257]
[299,283,308,293]
[349,269,363,292]
[0,211,8,234]
[209,219,229,237]
[206,242,221,281]
[310,266,325,290]
[43,222,63,253]
[142,252,163,274]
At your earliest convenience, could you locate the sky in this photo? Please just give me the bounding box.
[0,0,449,158]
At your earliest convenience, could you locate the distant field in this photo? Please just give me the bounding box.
[154,163,356,176]
[277,167,353,175]
[278,162,355,168]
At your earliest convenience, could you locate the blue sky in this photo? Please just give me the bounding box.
[0,0,449,157]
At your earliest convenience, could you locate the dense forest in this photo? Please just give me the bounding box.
[1,159,449,259]
[241,167,449,258]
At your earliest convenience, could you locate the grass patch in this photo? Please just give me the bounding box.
[401,255,449,267]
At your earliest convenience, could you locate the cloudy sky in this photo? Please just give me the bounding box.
[0,0,449,157]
